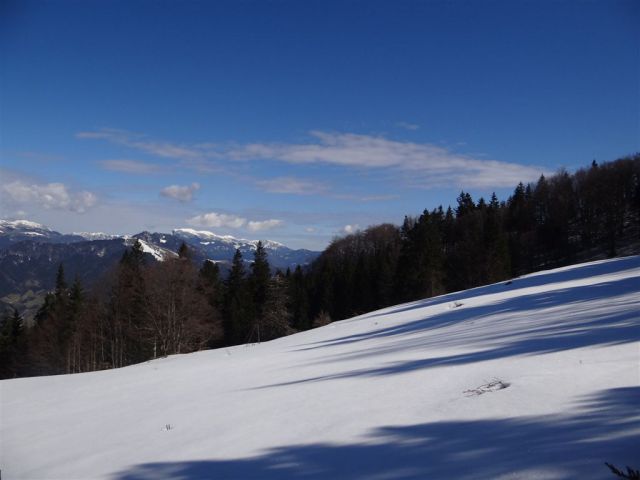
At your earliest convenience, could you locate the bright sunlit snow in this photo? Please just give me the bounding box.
[2,256,639,479]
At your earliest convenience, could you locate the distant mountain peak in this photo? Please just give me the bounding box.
[0,219,52,232]
[73,232,119,241]
[173,228,285,250]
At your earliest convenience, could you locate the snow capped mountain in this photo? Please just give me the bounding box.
[72,231,119,241]
[173,228,285,250]
[2,256,638,479]
[173,228,239,244]
[0,220,61,247]
[0,220,318,270]
[0,220,100,248]
[129,237,177,262]
[171,228,317,270]
[0,219,52,232]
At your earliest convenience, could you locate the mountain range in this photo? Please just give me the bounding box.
[0,220,319,322]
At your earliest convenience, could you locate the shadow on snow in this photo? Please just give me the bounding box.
[295,255,640,353]
[113,387,639,480]
[264,276,639,388]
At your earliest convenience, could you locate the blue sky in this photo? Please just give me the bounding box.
[1,0,638,250]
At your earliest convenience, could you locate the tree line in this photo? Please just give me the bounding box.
[1,154,638,378]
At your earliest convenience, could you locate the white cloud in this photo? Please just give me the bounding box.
[227,131,544,188]
[255,177,328,195]
[160,183,200,202]
[342,224,361,235]
[187,212,247,229]
[186,211,283,231]
[100,159,167,174]
[1,180,97,213]
[247,219,284,232]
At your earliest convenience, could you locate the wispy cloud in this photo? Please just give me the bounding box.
[186,211,284,231]
[77,128,208,160]
[79,128,545,189]
[396,121,420,131]
[333,193,400,202]
[255,176,329,195]
[17,151,64,163]
[100,159,168,174]
[1,180,97,213]
[160,183,200,202]
[227,131,544,188]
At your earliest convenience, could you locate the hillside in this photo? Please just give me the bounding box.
[2,256,639,479]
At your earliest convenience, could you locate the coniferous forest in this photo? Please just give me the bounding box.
[1,155,639,379]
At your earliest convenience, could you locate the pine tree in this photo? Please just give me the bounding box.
[0,308,26,378]
[223,249,252,344]
[105,241,149,367]
[28,266,72,374]
[55,263,68,301]
[200,260,222,304]
[289,265,310,330]
[64,277,86,373]
[199,260,224,346]
[261,274,292,341]
[178,242,191,259]
[249,241,271,342]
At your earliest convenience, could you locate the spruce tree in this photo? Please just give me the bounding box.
[261,274,292,341]
[223,249,251,344]
[55,263,67,301]
[289,265,310,330]
[178,242,191,259]
[0,308,25,378]
[249,241,271,342]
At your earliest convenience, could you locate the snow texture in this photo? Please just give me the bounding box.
[2,256,639,479]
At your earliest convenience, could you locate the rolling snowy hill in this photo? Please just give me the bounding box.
[2,256,639,479]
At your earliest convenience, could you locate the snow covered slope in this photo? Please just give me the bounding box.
[2,256,639,479]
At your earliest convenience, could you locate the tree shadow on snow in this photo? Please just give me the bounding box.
[296,256,640,354]
[113,387,639,480]
[271,276,640,388]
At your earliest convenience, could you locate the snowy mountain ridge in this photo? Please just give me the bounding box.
[72,231,119,241]
[0,219,52,232]
[2,255,638,479]
[173,227,286,250]
[0,219,307,258]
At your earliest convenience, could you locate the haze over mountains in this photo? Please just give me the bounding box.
[0,219,319,321]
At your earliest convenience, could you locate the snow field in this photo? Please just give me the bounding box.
[2,255,639,479]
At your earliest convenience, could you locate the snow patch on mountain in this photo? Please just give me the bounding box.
[0,219,51,232]
[129,238,176,262]
[73,232,119,241]
[173,228,285,250]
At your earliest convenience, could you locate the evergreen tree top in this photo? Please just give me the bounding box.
[55,263,67,298]
[178,242,191,259]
